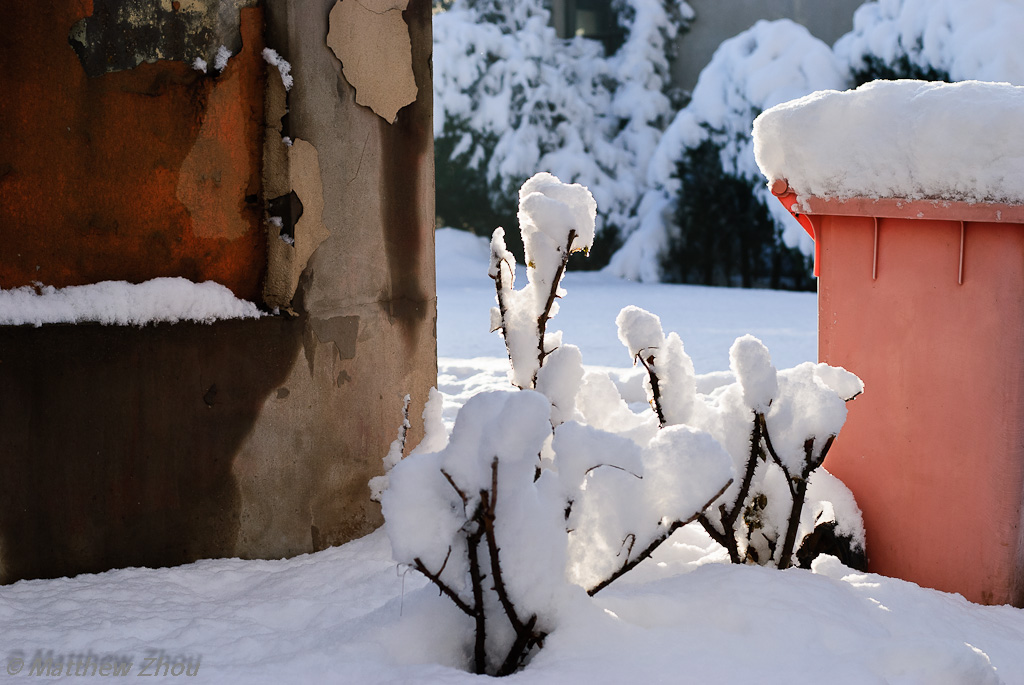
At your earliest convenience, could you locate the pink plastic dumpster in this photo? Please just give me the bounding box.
[774,179,1024,606]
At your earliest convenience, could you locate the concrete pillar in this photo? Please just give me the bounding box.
[0,0,435,582]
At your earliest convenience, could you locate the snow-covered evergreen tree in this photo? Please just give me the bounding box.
[433,0,693,264]
[835,0,1024,86]
[606,19,845,283]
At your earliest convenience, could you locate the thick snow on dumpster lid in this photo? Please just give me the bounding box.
[752,80,1024,206]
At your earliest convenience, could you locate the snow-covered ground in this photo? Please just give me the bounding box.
[2,228,1023,683]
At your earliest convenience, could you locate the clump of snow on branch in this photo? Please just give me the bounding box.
[606,19,845,281]
[490,172,596,390]
[730,334,778,414]
[834,0,1024,86]
[433,0,692,242]
[754,80,1024,205]
[262,48,293,91]
[0,278,263,327]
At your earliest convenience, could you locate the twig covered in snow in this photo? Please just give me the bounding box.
[489,172,596,389]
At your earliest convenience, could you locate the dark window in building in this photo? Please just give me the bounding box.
[559,0,625,54]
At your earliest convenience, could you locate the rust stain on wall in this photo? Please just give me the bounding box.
[327,0,417,123]
[0,3,266,301]
[177,52,255,242]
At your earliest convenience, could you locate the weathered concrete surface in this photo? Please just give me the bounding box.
[0,2,267,301]
[234,0,436,558]
[0,0,435,581]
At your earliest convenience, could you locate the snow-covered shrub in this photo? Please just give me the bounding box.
[606,19,846,283]
[381,173,734,674]
[381,387,734,674]
[433,0,692,265]
[490,172,864,570]
[835,0,1024,87]
[484,172,864,570]
[380,172,865,674]
[613,307,866,569]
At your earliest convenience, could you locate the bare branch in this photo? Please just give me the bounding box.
[634,349,667,427]
[583,463,644,479]
[533,229,577,386]
[588,477,733,595]
[412,556,474,617]
[776,473,810,570]
[618,533,637,559]
[491,253,521,389]
[464,504,488,674]
[704,414,765,564]
[481,458,528,636]
[497,614,545,677]
[440,468,470,505]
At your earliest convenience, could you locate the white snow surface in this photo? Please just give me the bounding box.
[4,227,1023,682]
[754,79,1024,205]
[0,278,262,326]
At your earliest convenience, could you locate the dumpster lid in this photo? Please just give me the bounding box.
[753,80,1024,210]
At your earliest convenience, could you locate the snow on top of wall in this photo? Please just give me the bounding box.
[0,278,263,327]
[606,19,845,281]
[835,0,1024,86]
[753,79,1024,205]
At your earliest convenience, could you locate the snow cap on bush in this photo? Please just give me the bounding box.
[519,172,597,257]
[615,305,665,361]
[813,363,864,402]
[765,363,849,475]
[535,343,585,427]
[730,334,778,413]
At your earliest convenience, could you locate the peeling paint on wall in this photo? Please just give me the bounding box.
[327,0,418,123]
[69,0,258,77]
[262,66,330,310]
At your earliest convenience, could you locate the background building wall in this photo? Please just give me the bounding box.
[673,0,864,94]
